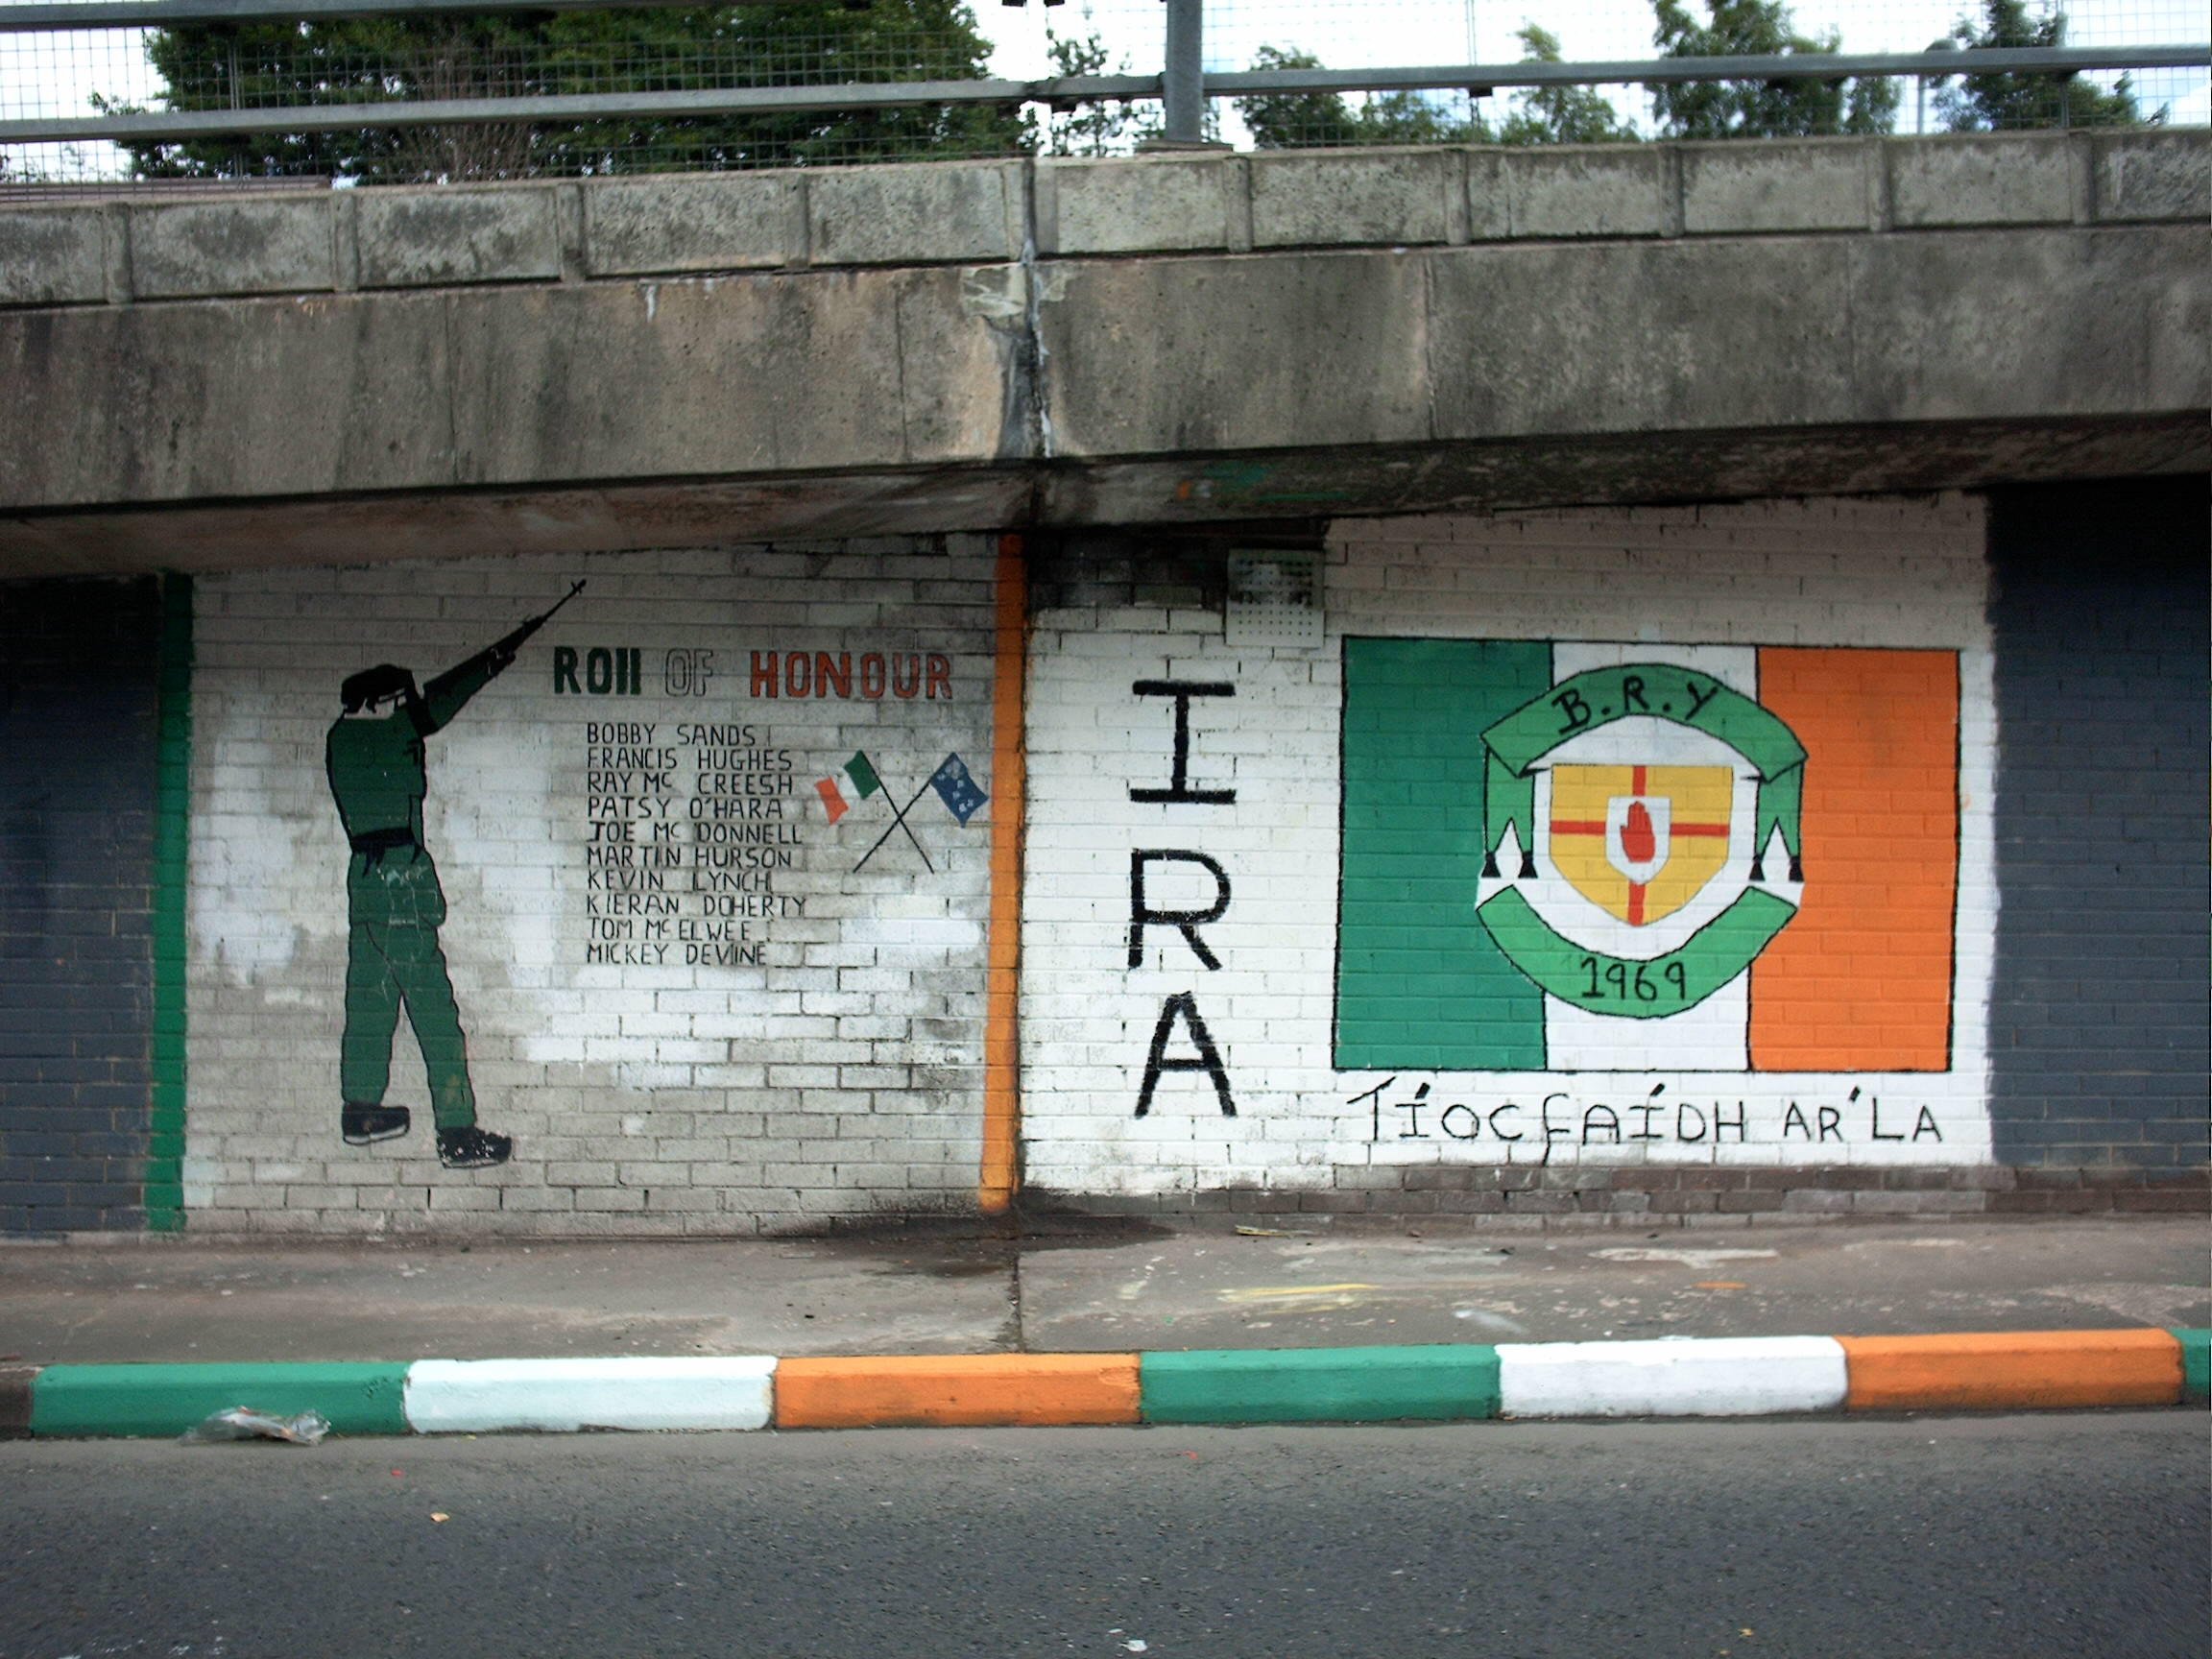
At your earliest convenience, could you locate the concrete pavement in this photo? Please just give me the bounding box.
[3,1216,2204,1433]
[2,1215,2202,1365]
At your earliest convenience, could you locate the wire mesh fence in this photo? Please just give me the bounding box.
[1182,0,2207,147]
[2,0,2203,191]
[1136,0,2201,146]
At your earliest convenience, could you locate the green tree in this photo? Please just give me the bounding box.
[1496,25,1641,145]
[1934,0,2149,131]
[1647,0,1899,139]
[1235,44,1487,150]
[1237,28,1647,153]
[1029,26,1159,156]
[113,2,1022,183]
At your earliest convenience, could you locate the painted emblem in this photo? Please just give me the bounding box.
[1547,762,1734,926]
[1476,664,1806,1017]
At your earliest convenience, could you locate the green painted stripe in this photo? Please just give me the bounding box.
[146,572,193,1232]
[1335,637,1552,1070]
[31,1362,411,1438]
[2175,1330,2209,1407]
[1141,1345,1502,1425]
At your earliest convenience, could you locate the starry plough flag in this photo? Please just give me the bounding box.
[814,750,989,871]
[925,753,988,826]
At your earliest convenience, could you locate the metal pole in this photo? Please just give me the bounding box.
[1162,0,1203,145]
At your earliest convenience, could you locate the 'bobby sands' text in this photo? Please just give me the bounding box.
[578,717,800,968]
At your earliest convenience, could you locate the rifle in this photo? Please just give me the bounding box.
[421,580,588,711]
[486,579,588,669]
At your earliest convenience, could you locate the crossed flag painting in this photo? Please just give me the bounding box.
[814,750,989,871]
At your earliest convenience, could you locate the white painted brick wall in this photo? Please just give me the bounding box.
[177,498,2008,1231]
[183,538,998,1236]
[1020,496,1998,1200]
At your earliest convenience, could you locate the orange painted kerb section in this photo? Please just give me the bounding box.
[1839,1329,2183,1411]
[775,1354,1141,1429]
[977,533,1027,1215]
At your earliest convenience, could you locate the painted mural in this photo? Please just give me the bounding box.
[326,584,583,1169]
[1336,641,1960,1075]
[175,503,2002,1229]
[1015,498,2000,1200]
[183,541,1002,1234]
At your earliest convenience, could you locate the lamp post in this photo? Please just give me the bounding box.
[1142,0,1228,150]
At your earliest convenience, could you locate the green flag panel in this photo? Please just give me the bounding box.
[1335,638,1551,1070]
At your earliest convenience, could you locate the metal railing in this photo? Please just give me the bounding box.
[4,43,2200,145]
[1,0,2203,190]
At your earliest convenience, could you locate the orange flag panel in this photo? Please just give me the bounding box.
[1749,648,1959,1071]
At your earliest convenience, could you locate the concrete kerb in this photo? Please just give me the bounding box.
[9,1330,2205,1439]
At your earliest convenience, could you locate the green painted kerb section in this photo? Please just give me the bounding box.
[1141,1345,1502,1425]
[31,1362,412,1438]
[147,572,193,1232]
[2176,1330,2209,1407]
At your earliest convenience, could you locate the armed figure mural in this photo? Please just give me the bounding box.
[325,583,584,1168]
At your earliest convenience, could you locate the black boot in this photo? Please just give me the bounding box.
[437,1126,513,1169]
[342,1102,411,1145]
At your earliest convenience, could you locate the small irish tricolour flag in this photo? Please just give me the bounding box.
[814,751,881,824]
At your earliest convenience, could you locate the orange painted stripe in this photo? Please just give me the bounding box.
[977,534,1027,1216]
[1750,648,1959,1070]
[1839,1329,2183,1412]
[774,1354,1141,1429]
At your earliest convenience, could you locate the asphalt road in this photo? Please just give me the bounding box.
[2,1414,2203,1659]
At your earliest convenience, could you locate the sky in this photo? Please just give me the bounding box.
[3,0,2204,180]
[977,0,2205,130]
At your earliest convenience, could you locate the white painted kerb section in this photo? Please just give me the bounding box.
[1497,1336,1848,1418]
[404,1357,777,1432]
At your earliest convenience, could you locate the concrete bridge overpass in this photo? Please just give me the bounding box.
[1,128,2204,575]
[0,124,2205,1241]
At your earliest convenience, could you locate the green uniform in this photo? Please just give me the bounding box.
[325,657,499,1131]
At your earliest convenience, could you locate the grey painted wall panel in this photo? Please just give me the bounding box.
[1987,478,2210,1169]
[0,579,160,1232]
